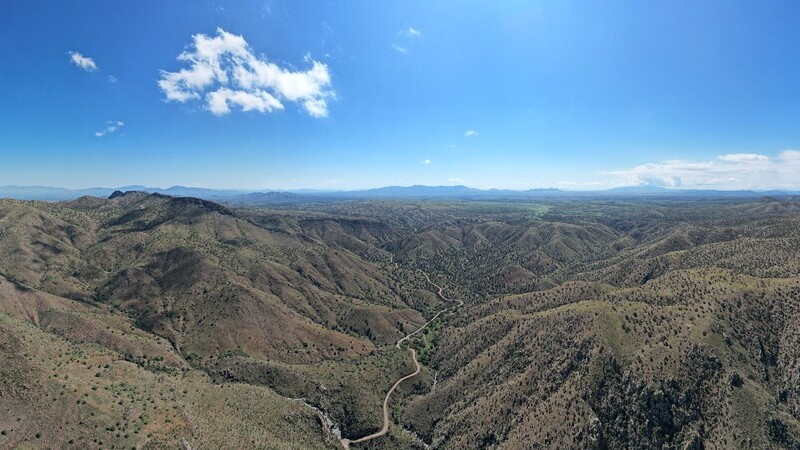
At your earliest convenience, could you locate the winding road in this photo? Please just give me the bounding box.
[342,270,463,449]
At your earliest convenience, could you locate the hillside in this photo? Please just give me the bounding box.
[0,193,435,445]
[397,200,800,449]
[2,195,800,449]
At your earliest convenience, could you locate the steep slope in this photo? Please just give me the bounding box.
[0,274,335,449]
[389,220,620,299]
[0,194,434,441]
[397,201,800,449]
[0,195,427,362]
[404,269,800,449]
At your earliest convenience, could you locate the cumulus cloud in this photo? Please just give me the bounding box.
[422,159,432,165]
[69,51,97,71]
[606,150,800,190]
[465,130,479,137]
[95,120,124,137]
[206,88,282,115]
[158,28,335,117]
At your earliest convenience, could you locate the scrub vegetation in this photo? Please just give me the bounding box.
[2,192,800,448]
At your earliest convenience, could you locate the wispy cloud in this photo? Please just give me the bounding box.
[69,51,97,71]
[716,153,769,162]
[107,75,118,84]
[465,130,479,137]
[400,27,422,38]
[158,28,335,117]
[605,150,800,189]
[95,120,124,137]
[422,159,432,166]
[448,177,463,184]
[392,26,421,54]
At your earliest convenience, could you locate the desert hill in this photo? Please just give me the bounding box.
[0,193,434,443]
[2,195,800,448]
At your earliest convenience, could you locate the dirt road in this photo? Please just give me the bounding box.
[341,270,461,448]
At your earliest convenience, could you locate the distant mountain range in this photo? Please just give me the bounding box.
[0,185,256,201]
[2,184,800,202]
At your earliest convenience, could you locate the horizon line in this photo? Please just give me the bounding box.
[2,183,800,194]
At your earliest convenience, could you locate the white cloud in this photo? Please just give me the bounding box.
[779,150,800,161]
[606,150,800,190]
[95,120,124,137]
[107,75,118,84]
[717,153,769,162]
[303,98,329,118]
[69,51,97,71]
[422,159,432,165]
[465,130,479,137]
[206,88,282,115]
[448,177,463,184]
[158,28,335,117]
[400,27,422,38]
[392,26,421,54]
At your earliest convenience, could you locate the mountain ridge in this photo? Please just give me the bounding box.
[3,183,800,202]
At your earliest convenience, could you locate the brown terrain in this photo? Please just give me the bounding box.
[2,193,800,449]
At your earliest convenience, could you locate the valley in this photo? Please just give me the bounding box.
[2,192,800,449]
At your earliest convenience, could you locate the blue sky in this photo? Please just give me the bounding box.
[2,0,800,190]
